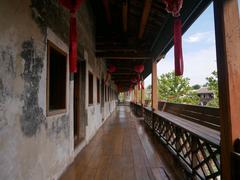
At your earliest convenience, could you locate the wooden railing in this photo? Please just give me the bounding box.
[130,102,143,117]
[158,101,220,130]
[131,102,221,179]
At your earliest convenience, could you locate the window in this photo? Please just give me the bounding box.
[110,89,112,101]
[88,72,93,105]
[105,85,107,102]
[47,41,67,115]
[97,78,100,103]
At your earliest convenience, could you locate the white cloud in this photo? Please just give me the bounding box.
[144,46,217,87]
[183,46,217,85]
[184,31,214,43]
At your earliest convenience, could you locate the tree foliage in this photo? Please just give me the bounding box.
[157,72,199,104]
[205,71,219,107]
[192,84,201,90]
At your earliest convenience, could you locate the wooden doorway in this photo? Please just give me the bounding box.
[101,78,105,121]
[74,64,81,147]
[74,60,86,148]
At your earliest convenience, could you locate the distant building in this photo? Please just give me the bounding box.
[197,87,214,106]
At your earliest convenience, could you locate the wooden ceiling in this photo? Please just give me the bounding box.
[89,0,212,91]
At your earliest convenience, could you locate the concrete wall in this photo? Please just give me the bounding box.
[0,0,117,179]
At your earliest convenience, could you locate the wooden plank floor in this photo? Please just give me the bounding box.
[60,106,183,180]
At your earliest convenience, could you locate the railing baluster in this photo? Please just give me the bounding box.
[191,136,198,178]
[175,127,181,154]
[133,102,221,179]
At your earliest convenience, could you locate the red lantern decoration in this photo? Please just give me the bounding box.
[162,0,184,76]
[134,64,145,90]
[58,0,85,73]
[117,84,123,93]
[131,77,137,84]
[105,64,117,84]
[162,0,183,17]
[134,64,144,74]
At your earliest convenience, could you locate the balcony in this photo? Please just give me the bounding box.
[131,101,221,179]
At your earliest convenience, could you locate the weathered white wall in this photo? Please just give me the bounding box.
[0,0,117,179]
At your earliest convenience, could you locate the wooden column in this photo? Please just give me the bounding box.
[134,85,138,103]
[213,0,240,179]
[151,62,158,110]
[141,80,145,106]
[138,87,140,104]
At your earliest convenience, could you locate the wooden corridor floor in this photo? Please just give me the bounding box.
[60,106,183,180]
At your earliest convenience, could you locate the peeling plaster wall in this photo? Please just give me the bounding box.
[83,51,117,144]
[0,0,116,179]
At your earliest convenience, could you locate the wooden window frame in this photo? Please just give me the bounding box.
[46,40,67,116]
[97,78,100,104]
[88,71,94,105]
[105,85,107,102]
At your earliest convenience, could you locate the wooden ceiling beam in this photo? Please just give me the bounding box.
[112,72,137,75]
[112,79,133,82]
[96,51,152,59]
[139,0,152,39]
[96,48,138,52]
[122,0,128,32]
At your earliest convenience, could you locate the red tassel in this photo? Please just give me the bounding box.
[70,13,77,73]
[174,17,183,76]
[58,0,85,73]
[102,0,112,24]
[137,74,141,90]
[141,81,144,90]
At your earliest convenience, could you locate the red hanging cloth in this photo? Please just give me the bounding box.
[102,0,112,24]
[141,78,144,90]
[134,64,144,90]
[162,0,183,17]
[174,18,183,75]
[162,0,183,76]
[58,0,84,73]
[129,83,133,92]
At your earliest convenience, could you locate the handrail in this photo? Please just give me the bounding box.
[158,101,220,130]
[131,102,221,179]
[130,102,144,117]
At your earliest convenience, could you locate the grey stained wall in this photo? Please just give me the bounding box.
[0,0,116,179]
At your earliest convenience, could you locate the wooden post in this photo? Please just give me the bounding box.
[213,0,240,179]
[141,80,145,106]
[151,62,158,110]
[134,85,138,103]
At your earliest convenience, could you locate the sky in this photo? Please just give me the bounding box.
[145,2,240,87]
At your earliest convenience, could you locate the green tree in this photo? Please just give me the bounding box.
[192,84,201,90]
[205,71,219,107]
[145,85,152,100]
[157,72,199,104]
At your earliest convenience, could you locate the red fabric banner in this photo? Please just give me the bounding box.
[174,17,183,76]
[141,79,144,90]
[58,0,84,73]
[69,13,77,73]
[162,0,184,76]
[102,0,112,24]
[137,75,141,90]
